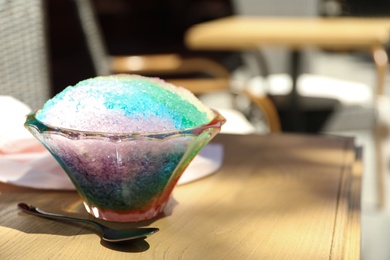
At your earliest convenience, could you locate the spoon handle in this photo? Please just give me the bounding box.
[17,202,104,230]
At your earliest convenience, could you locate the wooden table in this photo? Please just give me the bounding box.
[0,133,361,259]
[185,16,390,131]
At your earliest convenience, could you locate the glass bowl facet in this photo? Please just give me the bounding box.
[24,110,225,222]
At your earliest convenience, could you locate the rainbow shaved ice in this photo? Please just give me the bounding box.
[26,74,224,222]
[36,74,215,133]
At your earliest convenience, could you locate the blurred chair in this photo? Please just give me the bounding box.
[74,0,281,134]
[0,0,50,110]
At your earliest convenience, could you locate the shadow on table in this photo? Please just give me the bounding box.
[100,238,150,252]
[0,182,178,252]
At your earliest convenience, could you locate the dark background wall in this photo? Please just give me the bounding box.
[340,0,390,16]
[46,0,390,96]
[46,0,235,96]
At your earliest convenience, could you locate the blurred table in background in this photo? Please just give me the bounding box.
[0,133,361,259]
[185,16,390,132]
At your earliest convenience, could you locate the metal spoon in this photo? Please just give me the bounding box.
[18,202,159,242]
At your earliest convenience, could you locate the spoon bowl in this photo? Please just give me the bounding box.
[18,203,159,242]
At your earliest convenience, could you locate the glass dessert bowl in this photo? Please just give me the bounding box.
[24,110,225,222]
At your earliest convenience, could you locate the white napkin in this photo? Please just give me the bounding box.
[0,96,223,189]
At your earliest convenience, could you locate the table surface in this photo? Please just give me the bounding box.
[186,16,390,50]
[0,133,361,259]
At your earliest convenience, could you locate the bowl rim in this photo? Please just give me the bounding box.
[24,109,226,140]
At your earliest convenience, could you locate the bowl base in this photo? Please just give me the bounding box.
[83,202,166,222]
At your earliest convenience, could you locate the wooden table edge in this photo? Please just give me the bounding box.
[330,138,362,259]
